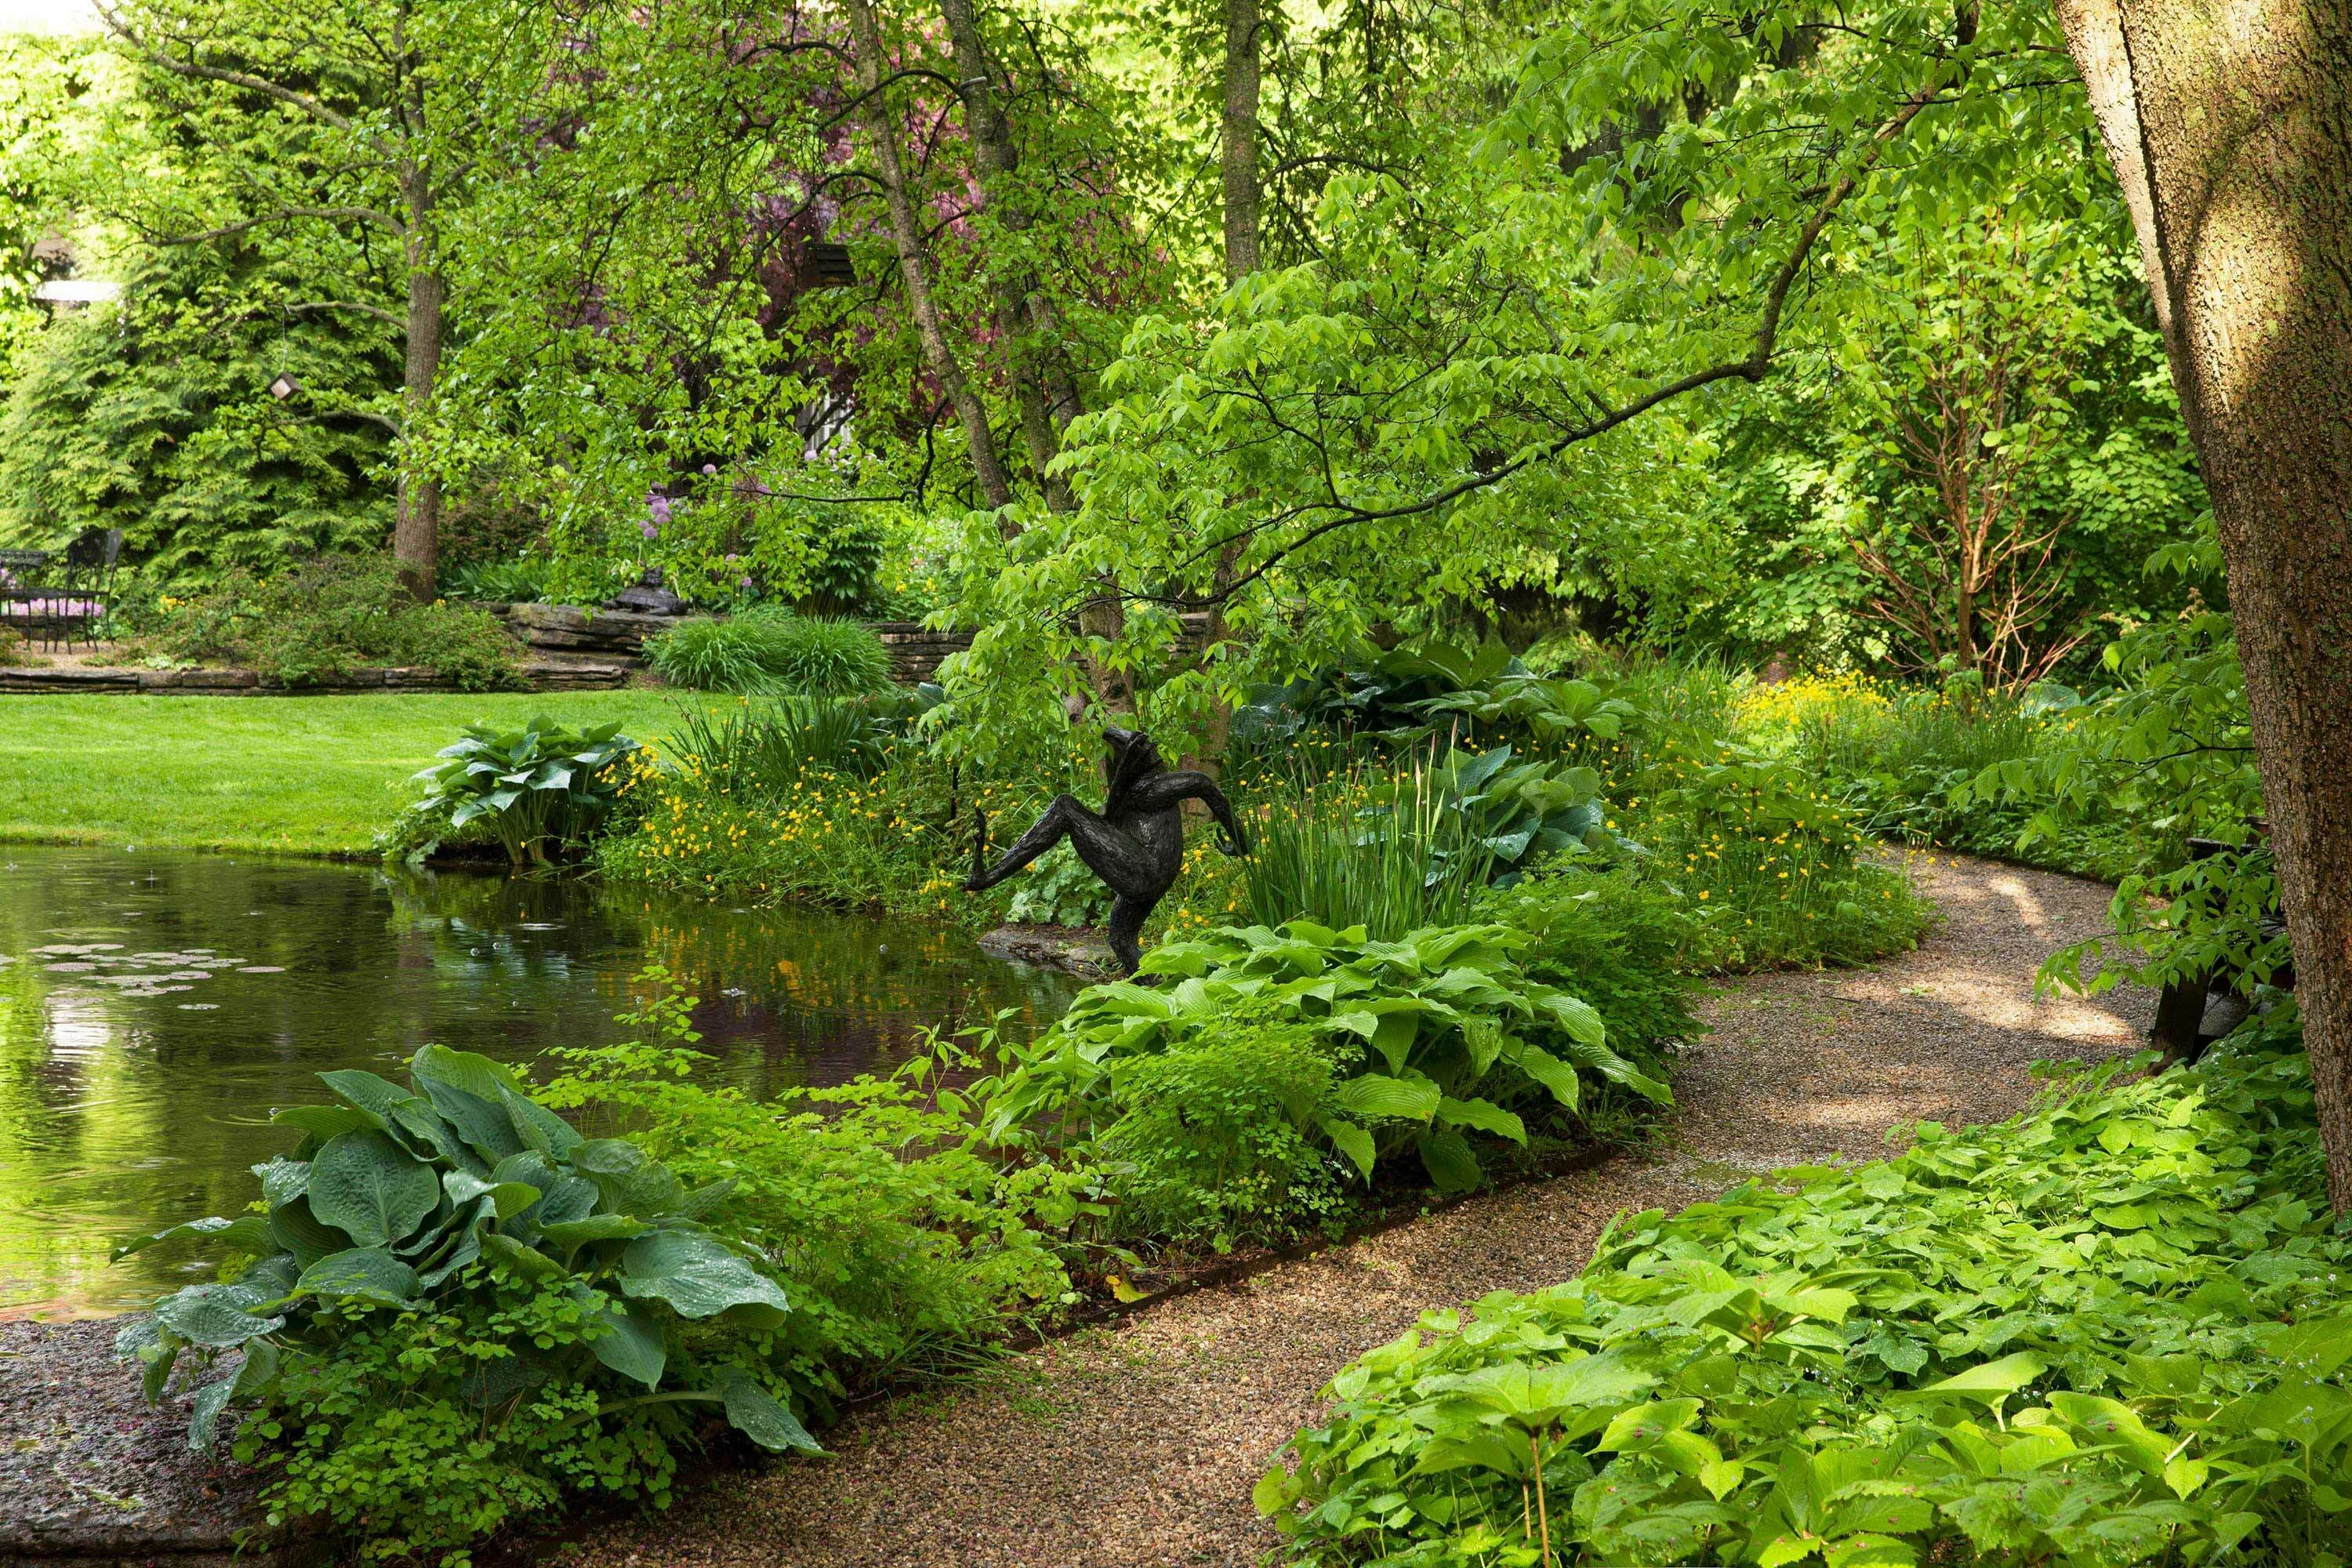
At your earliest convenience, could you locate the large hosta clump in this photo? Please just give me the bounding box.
[113,1045,812,1504]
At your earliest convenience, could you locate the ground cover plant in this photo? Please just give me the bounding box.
[114,1041,811,1566]
[1261,1004,2349,1566]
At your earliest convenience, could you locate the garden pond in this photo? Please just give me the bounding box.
[0,846,1080,1319]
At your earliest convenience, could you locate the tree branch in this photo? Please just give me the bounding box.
[99,5,359,133]
[1127,74,1952,612]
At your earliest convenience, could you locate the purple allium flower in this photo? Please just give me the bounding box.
[701,463,717,475]
[739,576,753,590]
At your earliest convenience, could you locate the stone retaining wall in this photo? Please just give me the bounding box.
[497,604,978,686]
[0,660,629,695]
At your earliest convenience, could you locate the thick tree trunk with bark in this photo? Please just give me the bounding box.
[844,0,1014,514]
[1221,0,1262,285]
[394,165,441,601]
[2056,0,2352,1203]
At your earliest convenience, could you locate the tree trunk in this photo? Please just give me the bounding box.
[844,0,1014,514]
[394,165,441,601]
[937,0,1072,513]
[1221,0,1262,285]
[2055,0,2352,1203]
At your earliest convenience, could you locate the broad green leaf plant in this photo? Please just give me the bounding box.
[409,714,641,865]
[977,920,1669,1196]
[1263,1012,2350,1566]
[113,1044,812,1559]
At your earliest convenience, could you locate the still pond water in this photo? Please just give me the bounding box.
[0,846,1080,1319]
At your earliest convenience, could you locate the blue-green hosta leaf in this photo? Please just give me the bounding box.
[267,1196,344,1268]
[1418,1127,1483,1193]
[188,1378,238,1452]
[319,1069,414,1120]
[231,1338,281,1399]
[675,1178,739,1220]
[572,1139,686,1218]
[499,1087,584,1157]
[1333,1072,1443,1123]
[154,1282,285,1348]
[590,1301,666,1389]
[387,1097,488,1178]
[539,1214,653,1251]
[717,1368,823,1454]
[253,1157,310,1207]
[1318,1116,1377,1182]
[308,1130,439,1248]
[481,1231,568,1284]
[410,1043,528,1103]
[417,1077,525,1164]
[1437,1096,1526,1143]
[619,1232,789,1321]
[112,1213,273,1263]
[270,1103,383,1142]
[443,1169,542,1221]
[297,1247,418,1305]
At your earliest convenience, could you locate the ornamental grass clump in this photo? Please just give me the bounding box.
[642,608,892,696]
[112,1043,811,1566]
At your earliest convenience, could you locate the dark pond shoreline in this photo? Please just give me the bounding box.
[0,846,1080,1321]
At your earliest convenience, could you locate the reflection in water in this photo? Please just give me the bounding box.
[0,847,1078,1319]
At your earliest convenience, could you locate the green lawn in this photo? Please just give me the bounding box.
[0,692,710,858]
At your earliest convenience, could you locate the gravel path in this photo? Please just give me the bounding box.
[573,853,2153,1568]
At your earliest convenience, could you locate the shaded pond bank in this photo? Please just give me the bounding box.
[0,846,1079,1319]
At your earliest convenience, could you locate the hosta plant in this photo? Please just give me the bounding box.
[410,714,640,864]
[111,1045,813,1562]
[976,921,1670,1196]
[1418,746,1608,886]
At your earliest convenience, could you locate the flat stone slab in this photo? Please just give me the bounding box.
[0,1319,325,1567]
[977,924,1119,977]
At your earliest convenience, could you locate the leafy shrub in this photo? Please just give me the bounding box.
[643,608,892,696]
[1262,1009,2345,1568]
[1478,869,1714,1062]
[131,554,526,690]
[1229,637,1639,760]
[405,715,640,864]
[1419,746,1608,886]
[1094,1013,1350,1249]
[978,921,1670,1198]
[544,976,1082,1393]
[111,1044,811,1565]
[1007,841,1116,927]
[0,625,26,666]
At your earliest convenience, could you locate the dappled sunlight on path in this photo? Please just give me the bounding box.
[575,854,2151,1568]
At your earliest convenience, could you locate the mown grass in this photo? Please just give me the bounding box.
[0,692,710,858]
